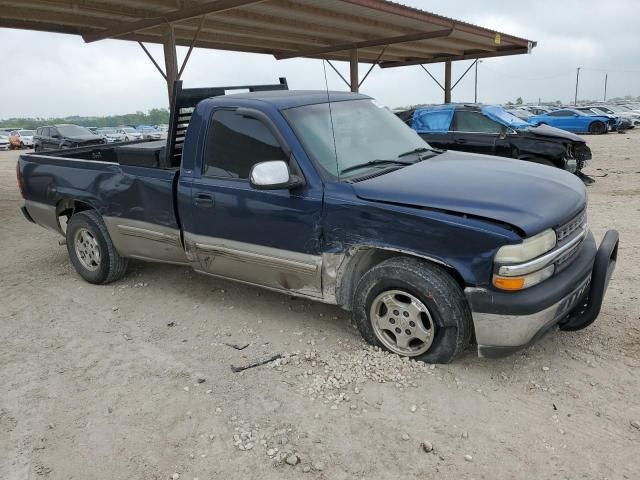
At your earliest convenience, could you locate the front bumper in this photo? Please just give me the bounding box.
[465,230,619,358]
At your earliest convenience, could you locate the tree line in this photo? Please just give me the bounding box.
[0,108,170,130]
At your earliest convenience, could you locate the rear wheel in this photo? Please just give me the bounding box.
[589,121,607,135]
[66,210,128,284]
[353,257,472,364]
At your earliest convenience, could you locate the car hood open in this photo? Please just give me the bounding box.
[524,124,585,142]
[352,151,586,236]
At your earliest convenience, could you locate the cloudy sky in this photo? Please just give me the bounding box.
[1,0,639,118]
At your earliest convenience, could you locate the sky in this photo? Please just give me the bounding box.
[1,0,639,119]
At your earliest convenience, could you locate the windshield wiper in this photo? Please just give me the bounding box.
[398,147,443,158]
[340,159,413,175]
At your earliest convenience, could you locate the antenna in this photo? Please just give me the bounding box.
[322,60,340,180]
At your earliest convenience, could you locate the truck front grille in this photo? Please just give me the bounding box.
[553,209,587,272]
[556,210,586,243]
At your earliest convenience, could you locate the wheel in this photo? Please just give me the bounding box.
[353,257,472,364]
[66,210,128,284]
[589,121,606,135]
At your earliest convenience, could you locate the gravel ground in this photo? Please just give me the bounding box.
[1,131,639,480]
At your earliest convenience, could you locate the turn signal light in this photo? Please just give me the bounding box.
[493,276,525,291]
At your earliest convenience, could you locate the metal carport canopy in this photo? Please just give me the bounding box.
[0,0,536,99]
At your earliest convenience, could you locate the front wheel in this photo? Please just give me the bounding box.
[66,210,128,284]
[589,121,607,135]
[353,257,472,364]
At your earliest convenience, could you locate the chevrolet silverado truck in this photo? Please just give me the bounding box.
[17,79,619,363]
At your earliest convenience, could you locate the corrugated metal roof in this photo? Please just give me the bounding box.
[0,0,535,66]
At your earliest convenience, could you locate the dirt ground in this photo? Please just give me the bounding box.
[1,131,639,480]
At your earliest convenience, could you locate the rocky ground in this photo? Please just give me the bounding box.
[1,130,639,480]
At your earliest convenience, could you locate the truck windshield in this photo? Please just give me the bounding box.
[283,99,430,178]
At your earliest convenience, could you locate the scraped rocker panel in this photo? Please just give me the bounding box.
[103,217,189,265]
[184,232,323,297]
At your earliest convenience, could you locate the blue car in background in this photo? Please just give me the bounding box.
[397,104,593,177]
[528,108,613,134]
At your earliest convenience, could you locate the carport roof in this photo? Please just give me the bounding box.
[0,0,536,66]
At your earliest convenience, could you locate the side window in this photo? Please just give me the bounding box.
[550,110,571,117]
[451,111,503,133]
[204,110,287,179]
[50,128,58,137]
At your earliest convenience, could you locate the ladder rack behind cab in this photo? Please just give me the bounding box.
[165,77,289,168]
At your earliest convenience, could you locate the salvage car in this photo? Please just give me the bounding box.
[10,129,35,149]
[34,124,106,152]
[528,108,613,134]
[575,107,630,131]
[17,80,619,363]
[397,104,592,175]
[593,104,640,127]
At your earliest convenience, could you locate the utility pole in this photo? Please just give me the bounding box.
[604,73,608,102]
[574,67,581,106]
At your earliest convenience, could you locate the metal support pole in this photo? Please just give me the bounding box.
[444,61,452,103]
[574,67,581,106]
[604,73,608,102]
[350,49,359,92]
[163,23,179,103]
[474,59,478,103]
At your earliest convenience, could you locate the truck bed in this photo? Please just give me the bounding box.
[19,147,181,238]
[38,139,167,168]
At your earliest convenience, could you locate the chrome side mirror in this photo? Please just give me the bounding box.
[249,160,304,190]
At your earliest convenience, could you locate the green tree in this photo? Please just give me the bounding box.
[515,97,523,105]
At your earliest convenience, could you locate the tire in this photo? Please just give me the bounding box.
[66,210,128,284]
[589,121,606,135]
[353,256,472,364]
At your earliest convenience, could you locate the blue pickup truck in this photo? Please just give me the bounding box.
[17,79,619,363]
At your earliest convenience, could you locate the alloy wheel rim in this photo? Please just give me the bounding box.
[74,228,101,271]
[370,289,435,356]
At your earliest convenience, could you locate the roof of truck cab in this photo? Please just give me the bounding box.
[209,90,371,109]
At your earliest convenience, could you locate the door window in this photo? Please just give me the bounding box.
[204,110,287,179]
[451,111,503,133]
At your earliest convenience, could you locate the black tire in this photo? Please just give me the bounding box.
[66,210,128,284]
[353,257,472,364]
[589,121,606,135]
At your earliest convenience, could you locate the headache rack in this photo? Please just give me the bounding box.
[165,77,289,168]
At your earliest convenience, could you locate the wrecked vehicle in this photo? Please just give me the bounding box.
[397,104,593,175]
[17,80,619,363]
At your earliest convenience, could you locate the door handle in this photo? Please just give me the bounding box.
[456,138,467,144]
[194,193,214,208]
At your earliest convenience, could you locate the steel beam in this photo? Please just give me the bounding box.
[350,49,359,92]
[82,0,265,43]
[274,28,452,60]
[444,61,452,103]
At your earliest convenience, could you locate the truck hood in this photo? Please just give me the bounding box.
[352,151,586,236]
[525,124,585,143]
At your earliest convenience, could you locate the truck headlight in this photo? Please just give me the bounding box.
[493,229,557,291]
[495,229,556,264]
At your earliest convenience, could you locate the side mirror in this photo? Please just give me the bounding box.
[249,160,305,190]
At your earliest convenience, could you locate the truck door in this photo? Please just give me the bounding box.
[182,109,324,298]
[449,110,504,156]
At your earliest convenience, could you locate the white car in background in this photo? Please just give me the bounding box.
[0,132,9,150]
[96,127,126,143]
[117,127,143,142]
[154,124,169,139]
